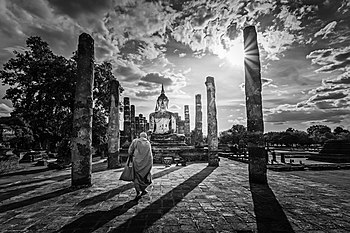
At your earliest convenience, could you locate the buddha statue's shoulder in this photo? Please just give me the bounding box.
[153,110,173,117]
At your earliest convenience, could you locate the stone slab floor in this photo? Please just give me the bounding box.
[0,158,349,233]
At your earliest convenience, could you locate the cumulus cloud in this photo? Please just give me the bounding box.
[262,78,274,87]
[314,21,337,39]
[114,63,145,82]
[265,108,349,124]
[324,71,350,85]
[309,91,348,102]
[141,72,173,86]
[47,0,111,19]
[307,46,350,73]
[310,84,348,94]
[135,90,160,98]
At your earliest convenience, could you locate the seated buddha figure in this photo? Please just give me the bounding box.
[149,85,177,135]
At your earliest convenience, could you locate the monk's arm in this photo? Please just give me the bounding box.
[128,140,136,156]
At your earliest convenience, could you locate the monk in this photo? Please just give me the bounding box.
[128,132,153,200]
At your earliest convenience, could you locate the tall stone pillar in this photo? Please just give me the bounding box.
[144,117,149,132]
[194,94,203,147]
[71,33,94,187]
[123,97,131,142]
[205,76,219,167]
[184,105,190,136]
[135,116,140,137]
[130,105,136,140]
[139,114,144,133]
[107,79,122,169]
[244,26,267,184]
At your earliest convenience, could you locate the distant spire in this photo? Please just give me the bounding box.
[161,83,165,94]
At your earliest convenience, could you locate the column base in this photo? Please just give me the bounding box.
[248,147,267,184]
[108,152,122,169]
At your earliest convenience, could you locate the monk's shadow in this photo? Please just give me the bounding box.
[250,182,295,233]
[57,166,216,233]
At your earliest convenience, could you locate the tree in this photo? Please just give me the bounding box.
[219,124,247,145]
[0,36,113,161]
[0,36,76,150]
[307,125,332,144]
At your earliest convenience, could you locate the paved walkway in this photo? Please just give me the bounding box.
[0,158,349,233]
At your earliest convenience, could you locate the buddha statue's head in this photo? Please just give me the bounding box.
[155,84,169,112]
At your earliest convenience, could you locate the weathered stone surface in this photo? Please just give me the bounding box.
[184,105,190,137]
[130,105,136,140]
[194,94,203,147]
[71,33,94,187]
[123,97,131,143]
[205,76,219,167]
[1,158,350,233]
[107,79,122,169]
[139,114,144,134]
[243,26,267,184]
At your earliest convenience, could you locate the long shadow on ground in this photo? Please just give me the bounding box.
[0,165,182,213]
[250,182,295,233]
[57,166,216,233]
[0,161,111,189]
[0,184,48,202]
[110,166,217,233]
[0,186,80,213]
[78,166,184,207]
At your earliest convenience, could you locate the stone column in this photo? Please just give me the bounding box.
[123,97,131,143]
[144,117,149,132]
[205,76,219,167]
[135,116,140,136]
[244,26,267,184]
[184,105,190,136]
[71,33,94,187]
[130,105,136,140]
[139,114,144,133]
[194,94,203,147]
[107,79,122,169]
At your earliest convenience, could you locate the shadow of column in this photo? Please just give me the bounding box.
[57,166,216,233]
[250,182,295,233]
[110,166,217,232]
[0,186,82,213]
[78,166,184,207]
[56,200,139,233]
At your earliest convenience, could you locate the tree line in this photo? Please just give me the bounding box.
[220,124,350,148]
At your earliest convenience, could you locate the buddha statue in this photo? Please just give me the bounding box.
[149,84,177,135]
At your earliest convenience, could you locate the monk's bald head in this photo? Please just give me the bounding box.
[140,132,147,138]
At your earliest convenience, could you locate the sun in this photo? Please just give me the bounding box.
[224,43,245,66]
[212,39,245,67]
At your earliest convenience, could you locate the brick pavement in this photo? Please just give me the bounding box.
[0,158,349,233]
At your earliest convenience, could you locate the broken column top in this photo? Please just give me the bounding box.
[205,76,215,86]
[78,33,94,57]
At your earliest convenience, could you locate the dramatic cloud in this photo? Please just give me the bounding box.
[309,91,348,102]
[324,72,350,85]
[265,108,349,124]
[114,63,145,82]
[135,90,160,98]
[307,46,350,73]
[141,72,173,86]
[47,0,112,19]
[314,21,337,39]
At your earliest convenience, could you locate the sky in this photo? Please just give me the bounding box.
[0,0,349,134]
